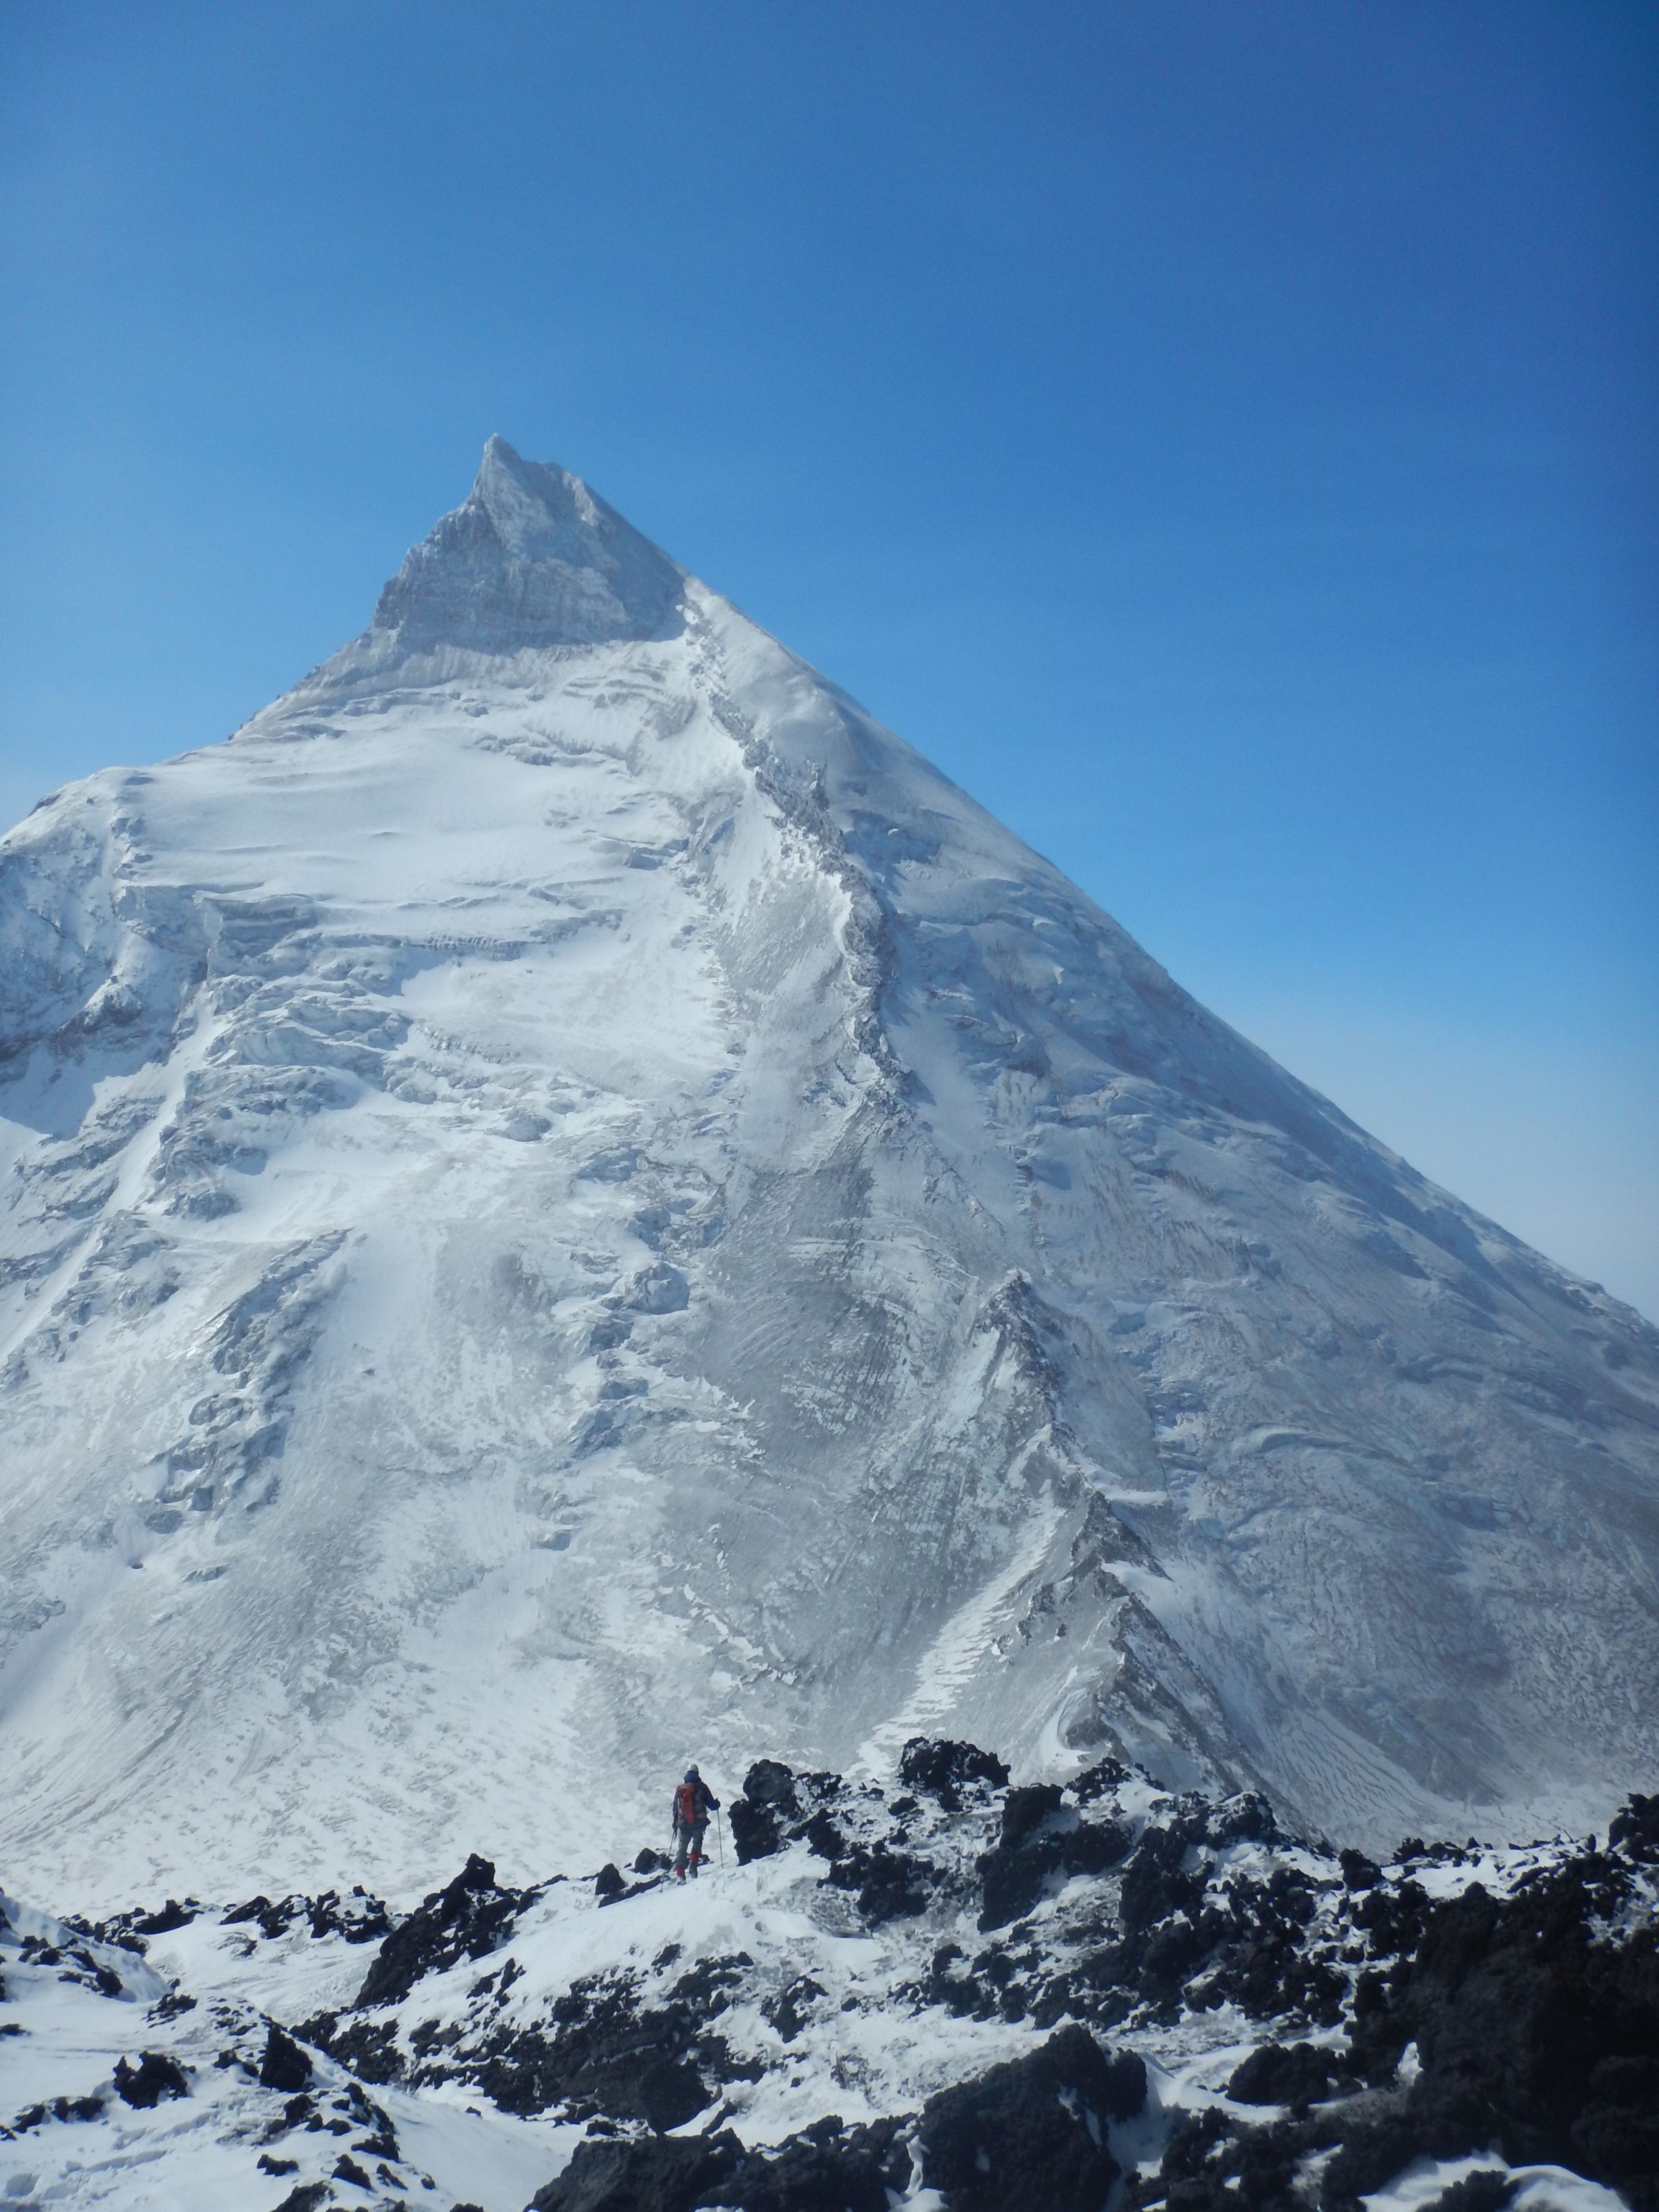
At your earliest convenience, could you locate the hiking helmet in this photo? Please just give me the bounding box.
[685,1765,700,1781]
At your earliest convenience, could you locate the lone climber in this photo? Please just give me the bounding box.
[671,1764,721,1881]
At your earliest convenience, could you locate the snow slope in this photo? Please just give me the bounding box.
[1,438,1656,1907]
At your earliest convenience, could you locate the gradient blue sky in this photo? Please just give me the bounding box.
[3,1,1655,1315]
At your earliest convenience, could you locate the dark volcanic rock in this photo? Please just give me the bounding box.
[719,2115,912,2212]
[1070,1756,1132,1803]
[1327,1836,1659,2212]
[826,1840,935,1923]
[729,1758,802,1863]
[979,1786,1129,1932]
[1003,1783,1066,1844]
[1227,2039,1333,2113]
[131,1898,197,1935]
[113,2050,189,2107]
[222,1892,300,1942]
[918,2022,1140,2211]
[355,1852,520,2010]
[528,2115,911,2212]
[272,2187,332,2212]
[305,2011,404,2082]
[900,1737,1010,1810]
[1119,1824,1206,1934]
[258,2021,313,2091]
[1339,1849,1381,1892]
[475,1960,739,2130]
[1610,1792,1659,1861]
[529,2128,743,2211]
[1422,2178,1516,2212]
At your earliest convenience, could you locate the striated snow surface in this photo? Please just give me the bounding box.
[2,437,1658,1910]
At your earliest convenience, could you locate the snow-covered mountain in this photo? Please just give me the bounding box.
[3,437,1656,1909]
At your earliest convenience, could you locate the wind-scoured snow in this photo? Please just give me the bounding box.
[1,437,1657,1914]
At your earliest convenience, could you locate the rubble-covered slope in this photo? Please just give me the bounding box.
[3,1747,1655,2209]
[1,440,1658,1908]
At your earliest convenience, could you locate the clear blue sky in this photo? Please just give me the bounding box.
[3,1,1655,1316]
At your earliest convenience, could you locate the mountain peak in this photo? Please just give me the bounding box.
[368,437,687,653]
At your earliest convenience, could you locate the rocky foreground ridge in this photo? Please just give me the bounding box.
[3,1742,1655,2211]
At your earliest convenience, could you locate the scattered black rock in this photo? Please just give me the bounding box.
[1610,1792,1659,1861]
[800,1807,849,1861]
[305,1886,393,1943]
[1226,2039,1333,2113]
[826,1839,937,1923]
[634,1847,669,1874]
[113,2049,189,2106]
[979,1786,1130,1932]
[1328,1840,1659,2211]
[272,2186,331,2212]
[132,1897,198,1935]
[259,2020,313,2092]
[900,1736,1010,1810]
[339,2074,401,2159]
[35,1751,1647,2212]
[528,2126,743,2211]
[355,1853,521,2010]
[475,1960,724,2130]
[303,2010,405,2084]
[919,2022,1143,2211]
[1071,1755,1133,1803]
[527,2115,911,2212]
[222,1892,300,1942]
[729,1758,802,1863]
[12,2092,106,2127]
[719,2115,912,2212]
[594,1863,625,1903]
[1422,2176,1516,2212]
[1339,1849,1381,1892]
[762,1973,826,2041]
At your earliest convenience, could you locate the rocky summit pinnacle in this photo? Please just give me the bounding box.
[1,445,1657,1910]
[368,435,687,653]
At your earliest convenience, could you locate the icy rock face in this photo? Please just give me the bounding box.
[1,439,1658,1909]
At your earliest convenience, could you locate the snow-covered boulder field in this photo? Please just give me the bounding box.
[4,1742,1655,2211]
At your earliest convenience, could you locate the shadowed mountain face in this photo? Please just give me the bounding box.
[1,440,1656,1906]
